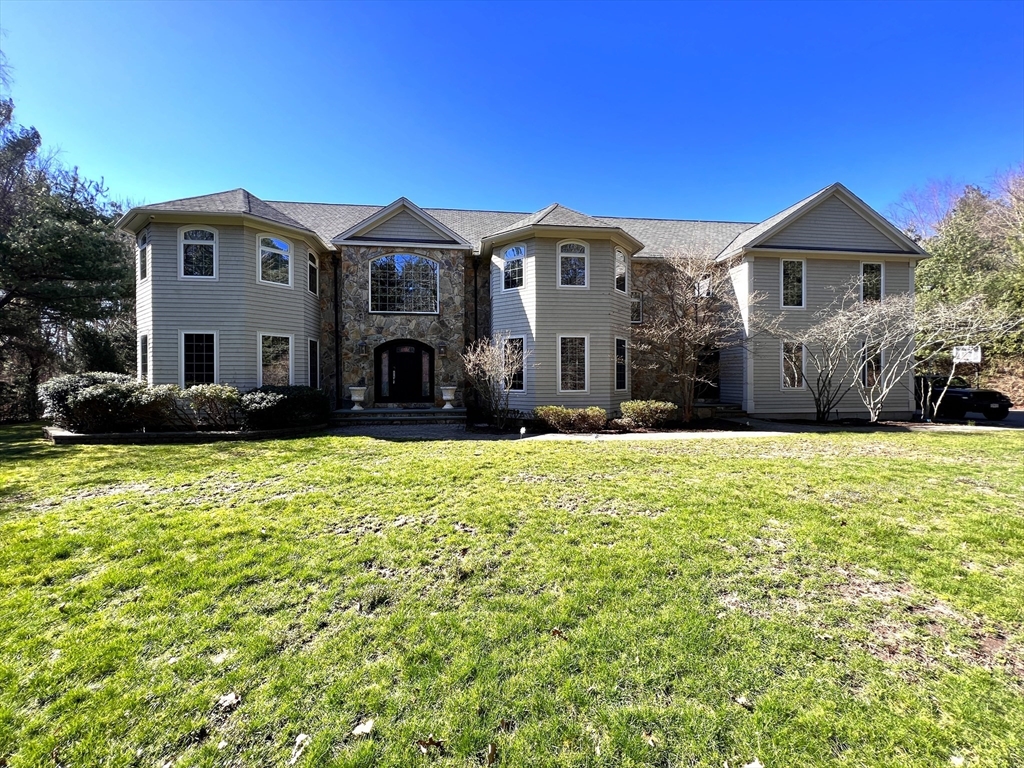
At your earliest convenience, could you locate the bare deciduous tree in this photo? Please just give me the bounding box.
[461,330,531,430]
[633,247,772,421]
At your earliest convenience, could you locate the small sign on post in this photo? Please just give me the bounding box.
[952,345,982,364]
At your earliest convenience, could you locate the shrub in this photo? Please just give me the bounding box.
[184,384,242,430]
[620,400,678,429]
[241,386,330,431]
[39,372,139,432]
[534,405,607,433]
[131,384,192,431]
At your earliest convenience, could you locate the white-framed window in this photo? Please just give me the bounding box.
[308,338,319,388]
[615,337,627,391]
[781,341,805,389]
[780,259,805,308]
[138,231,149,281]
[258,234,292,287]
[630,290,643,323]
[259,333,293,386]
[505,335,525,392]
[179,226,218,279]
[861,262,883,303]
[614,248,627,293]
[180,331,217,387]
[139,334,149,382]
[862,346,883,387]
[503,244,525,290]
[369,253,439,313]
[308,253,319,296]
[557,240,588,288]
[558,335,588,392]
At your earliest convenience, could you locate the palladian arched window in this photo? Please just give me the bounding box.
[370,254,439,313]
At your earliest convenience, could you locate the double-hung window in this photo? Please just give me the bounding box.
[615,338,627,391]
[862,262,883,302]
[259,235,292,286]
[139,335,149,382]
[180,227,217,279]
[630,291,643,323]
[781,341,805,389]
[614,249,627,293]
[260,334,292,386]
[308,253,319,295]
[558,241,588,288]
[781,259,804,308]
[505,336,525,392]
[558,335,588,392]
[503,245,525,290]
[138,232,149,281]
[182,332,216,386]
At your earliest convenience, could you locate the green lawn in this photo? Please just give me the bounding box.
[1,424,1022,767]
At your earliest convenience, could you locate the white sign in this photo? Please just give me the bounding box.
[953,345,982,364]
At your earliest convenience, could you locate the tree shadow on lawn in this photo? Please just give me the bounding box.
[0,422,56,464]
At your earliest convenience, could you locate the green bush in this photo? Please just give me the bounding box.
[131,384,191,431]
[39,372,140,432]
[184,384,242,430]
[241,386,330,431]
[534,405,607,433]
[620,400,678,429]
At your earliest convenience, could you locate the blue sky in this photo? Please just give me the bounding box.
[2,0,1022,222]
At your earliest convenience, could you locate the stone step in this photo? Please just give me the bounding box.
[330,407,467,427]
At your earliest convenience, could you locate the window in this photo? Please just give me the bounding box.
[781,341,805,389]
[631,291,643,323]
[182,333,216,386]
[309,339,319,388]
[862,262,883,302]
[558,335,588,392]
[370,254,439,313]
[308,253,319,295]
[139,335,149,382]
[615,338,627,390]
[503,244,525,290]
[558,241,588,288]
[862,347,882,387]
[505,336,525,392]
[259,235,292,286]
[781,259,804,308]
[260,334,292,386]
[180,227,217,279]
[138,232,148,281]
[615,249,627,293]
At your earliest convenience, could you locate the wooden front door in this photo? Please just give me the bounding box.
[375,340,434,404]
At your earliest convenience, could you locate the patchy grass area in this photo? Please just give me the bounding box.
[1,423,1022,767]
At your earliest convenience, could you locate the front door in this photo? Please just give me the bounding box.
[375,340,434,404]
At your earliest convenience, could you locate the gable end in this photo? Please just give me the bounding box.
[763,196,907,253]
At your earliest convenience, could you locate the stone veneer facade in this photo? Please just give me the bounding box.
[319,246,472,408]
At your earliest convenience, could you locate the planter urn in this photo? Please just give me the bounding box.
[348,386,367,410]
[440,386,457,409]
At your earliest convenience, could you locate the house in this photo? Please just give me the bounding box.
[115,182,929,420]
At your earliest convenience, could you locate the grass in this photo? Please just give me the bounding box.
[1,423,1022,767]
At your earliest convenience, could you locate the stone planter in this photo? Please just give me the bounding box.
[440,386,457,409]
[348,386,367,410]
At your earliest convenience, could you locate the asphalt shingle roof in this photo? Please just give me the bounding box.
[137,189,768,257]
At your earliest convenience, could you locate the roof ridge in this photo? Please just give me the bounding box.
[595,214,758,225]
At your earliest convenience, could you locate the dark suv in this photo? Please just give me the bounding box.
[915,376,1013,421]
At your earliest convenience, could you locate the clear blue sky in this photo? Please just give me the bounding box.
[2,0,1022,222]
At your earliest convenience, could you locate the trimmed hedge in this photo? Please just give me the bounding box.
[620,400,678,429]
[241,386,331,431]
[39,374,329,434]
[534,405,607,433]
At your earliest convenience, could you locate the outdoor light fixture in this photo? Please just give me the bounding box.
[438,342,448,358]
[357,341,368,357]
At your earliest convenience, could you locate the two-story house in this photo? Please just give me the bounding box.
[115,182,928,420]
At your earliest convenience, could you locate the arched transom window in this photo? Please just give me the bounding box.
[503,244,525,290]
[558,241,588,288]
[179,226,218,278]
[259,235,292,286]
[370,254,439,313]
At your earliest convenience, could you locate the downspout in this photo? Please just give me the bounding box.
[473,254,480,341]
[334,254,342,409]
